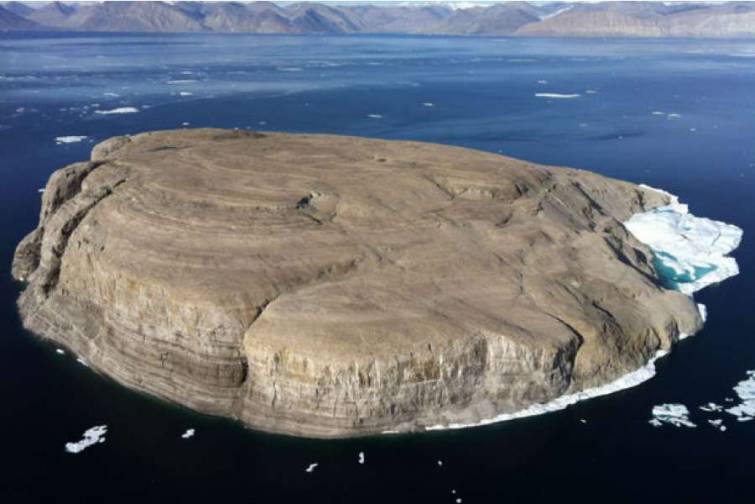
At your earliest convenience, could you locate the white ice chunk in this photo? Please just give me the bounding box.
[167,79,196,84]
[535,93,580,99]
[179,91,193,96]
[55,136,88,144]
[625,186,742,295]
[56,348,65,355]
[667,113,682,119]
[651,111,665,115]
[305,463,318,473]
[423,102,434,107]
[367,114,383,119]
[95,107,139,115]
[725,371,755,421]
[699,402,723,412]
[650,403,696,428]
[697,303,707,322]
[65,425,107,453]
[358,451,365,464]
[181,428,195,439]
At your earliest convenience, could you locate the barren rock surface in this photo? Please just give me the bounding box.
[13,128,701,437]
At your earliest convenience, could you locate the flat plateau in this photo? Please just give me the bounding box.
[13,128,701,438]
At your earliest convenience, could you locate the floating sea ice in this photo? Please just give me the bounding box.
[181,428,195,439]
[179,92,193,96]
[358,451,365,464]
[305,463,318,473]
[585,89,598,94]
[182,122,190,126]
[56,348,65,355]
[699,402,722,412]
[103,92,119,97]
[95,107,139,115]
[537,79,548,84]
[367,114,383,119]
[37,188,45,193]
[65,425,107,454]
[707,419,726,431]
[651,111,665,115]
[667,113,682,119]
[76,357,88,367]
[725,371,755,422]
[625,188,743,296]
[579,418,587,424]
[649,404,696,428]
[437,460,443,467]
[697,304,708,322]
[535,93,580,99]
[167,79,197,84]
[423,102,434,107]
[55,135,87,144]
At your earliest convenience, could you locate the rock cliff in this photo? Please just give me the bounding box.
[13,129,701,437]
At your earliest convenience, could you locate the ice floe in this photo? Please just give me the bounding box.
[305,463,318,473]
[95,107,139,115]
[367,114,383,119]
[425,349,670,431]
[65,425,107,454]
[707,419,726,431]
[181,428,195,439]
[167,79,196,84]
[358,451,365,464]
[179,91,193,96]
[667,113,682,119]
[423,102,434,107]
[585,89,598,94]
[535,93,580,99]
[725,371,755,422]
[652,111,665,116]
[624,186,742,296]
[648,404,696,428]
[56,348,65,355]
[700,402,723,412]
[55,135,87,144]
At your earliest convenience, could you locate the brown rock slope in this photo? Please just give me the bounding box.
[12,129,701,438]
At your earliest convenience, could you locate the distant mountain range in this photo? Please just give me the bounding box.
[1,1,755,37]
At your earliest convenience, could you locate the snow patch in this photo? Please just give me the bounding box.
[65,425,107,454]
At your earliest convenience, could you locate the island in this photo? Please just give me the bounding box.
[12,128,722,438]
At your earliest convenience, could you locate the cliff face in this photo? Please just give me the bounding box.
[12,129,701,438]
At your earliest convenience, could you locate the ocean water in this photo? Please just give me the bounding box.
[1,33,753,502]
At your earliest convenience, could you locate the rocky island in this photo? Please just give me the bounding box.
[12,128,720,438]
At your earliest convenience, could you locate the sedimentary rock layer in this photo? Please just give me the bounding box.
[13,129,701,438]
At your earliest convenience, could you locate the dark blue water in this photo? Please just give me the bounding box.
[1,33,753,503]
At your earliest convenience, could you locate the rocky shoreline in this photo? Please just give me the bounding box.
[13,129,704,438]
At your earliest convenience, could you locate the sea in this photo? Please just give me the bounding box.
[1,33,753,503]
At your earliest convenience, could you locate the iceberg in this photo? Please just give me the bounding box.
[65,425,107,454]
[624,186,742,295]
[305,462,318,473]
[181,428,195,439]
